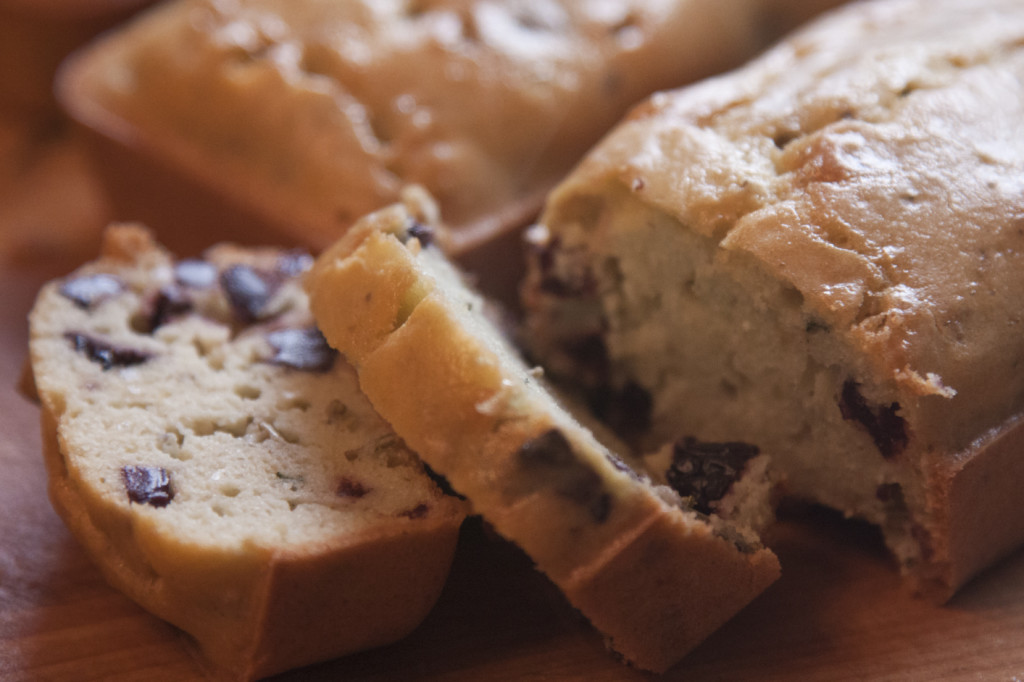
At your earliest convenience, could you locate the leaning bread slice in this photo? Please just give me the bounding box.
[306,191,780,673]
[28,225,464,680]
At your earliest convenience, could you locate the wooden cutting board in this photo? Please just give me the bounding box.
[3,118,1024,682]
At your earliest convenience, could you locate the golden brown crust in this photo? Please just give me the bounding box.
[55,0,845,300]
[564,510,779,672]
[307,195,779,672]
[916,415,1024,601]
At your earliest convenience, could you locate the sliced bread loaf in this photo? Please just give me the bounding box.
[520,0,1024,601]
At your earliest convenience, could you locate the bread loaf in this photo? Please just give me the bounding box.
[521,0,1024,601]
[56,0,844,299]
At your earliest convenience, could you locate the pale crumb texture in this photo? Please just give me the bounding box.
[522,0,1024,601]
[28,224,464,680]
[306,191,780,673]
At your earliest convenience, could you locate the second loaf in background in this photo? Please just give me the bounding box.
[57,0,846,298]
[305,190,781,673]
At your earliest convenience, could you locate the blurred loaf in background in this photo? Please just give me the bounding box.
[55,0,846,299]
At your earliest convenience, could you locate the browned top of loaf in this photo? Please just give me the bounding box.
[79,0,779,253]
[545,0,1024,454]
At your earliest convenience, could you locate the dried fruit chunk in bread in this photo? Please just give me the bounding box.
[28,224,465,680]
[520,0,1024,601]
[306,191,780,673]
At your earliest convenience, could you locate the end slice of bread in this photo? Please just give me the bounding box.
[28,224,465,680]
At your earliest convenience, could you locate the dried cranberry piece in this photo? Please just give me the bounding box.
[875,482,904,504]
[275,250,314,278]
[146,285,193,332]
[517,428,612,523]
[666,437,759,514]
[405,220,434,247]
[838,381,908,459]
[174,259,217,289]
[65,332,151,370]
[59,274,123,309]
[122,465,173,507]
[336,477,369,498]
[399,503,429,519]
[220,264,279,322]
[266,327,337,372]
[529,235,596,297]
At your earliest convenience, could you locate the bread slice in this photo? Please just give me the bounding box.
[28,224,465,680]
[520,0,1024,601]
[305,190,780,673]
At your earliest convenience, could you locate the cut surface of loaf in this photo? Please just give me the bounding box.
[28,225,465,680]
[56,0,846,298]
[306,191,780,673]
[521,0,1024,601]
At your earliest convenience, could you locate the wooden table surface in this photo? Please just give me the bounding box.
[3,115,1024,682]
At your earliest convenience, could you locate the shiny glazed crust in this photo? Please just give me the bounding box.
[521,0,1024,600]
[29,225,464,680]
[306,193,780,673]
